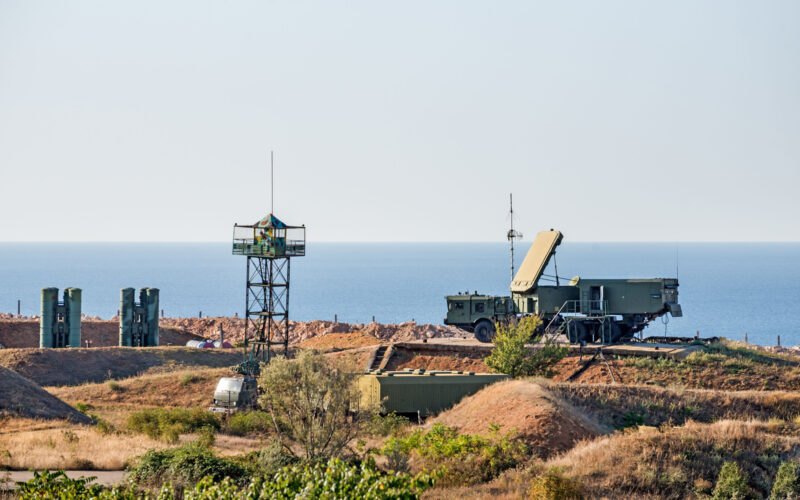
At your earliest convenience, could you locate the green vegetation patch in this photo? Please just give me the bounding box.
[128,442,246,487]
[486,316,567,378]
[126,408,220,443]
[382,423,527,486]
[223,410,272,436]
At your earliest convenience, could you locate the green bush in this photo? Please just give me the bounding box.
[712,461,750,500]
[75,402,90,414]
[364,412,410,437]
[770,461,800,500]
[528,466,585,500]
[128,442,246,488]
[382,423,527,486]
[107,381,123,392]
[485,316,567,378]
[127,408,220,442]
[236,441,297,478]
[259,350,374,460]
[224,411,272,436]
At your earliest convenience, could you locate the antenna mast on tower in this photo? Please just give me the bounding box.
[507,193,523,282]
[270,150,274,214]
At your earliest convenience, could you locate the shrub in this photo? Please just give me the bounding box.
[382,423,527,486]
[237,441,296,478]
[364,412,410,438]
[107,381,123,392]
[224,411,272,436]
[127,408,220,442]
[93,415,115,435]
[75,402,90,414]
[486,316,567,378]
[713,461,750,500]
[128,442,246,488]
[259,350,376,460]
[528,466,585,499]
[770,461,800,500]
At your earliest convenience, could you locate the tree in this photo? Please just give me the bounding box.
[259,349,374,461]
[485,316,567,378]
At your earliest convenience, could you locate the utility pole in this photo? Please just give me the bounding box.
[507,194,523,282]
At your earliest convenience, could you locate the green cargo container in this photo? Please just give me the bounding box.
[358,370,508,417]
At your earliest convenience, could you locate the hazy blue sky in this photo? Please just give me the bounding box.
[1,1,798,242]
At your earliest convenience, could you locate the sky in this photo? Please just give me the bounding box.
[0,1,798,242]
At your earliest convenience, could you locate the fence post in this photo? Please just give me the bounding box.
[17,299,20,315]
[334,314,337,322]
[778,335,781,347]
[745,332,748,344]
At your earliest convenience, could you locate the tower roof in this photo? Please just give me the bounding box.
[255,213,287,229]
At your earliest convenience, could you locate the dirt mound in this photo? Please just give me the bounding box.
[0,366,91,423]
[0,318,202,349]
[0,347,242,386]
[429,380,605,458]
[299,331,381,351]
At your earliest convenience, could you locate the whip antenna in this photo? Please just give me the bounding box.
[507,193,523,282]
[270,150,274,214]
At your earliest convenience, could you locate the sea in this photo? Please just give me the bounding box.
[1,242,798,347]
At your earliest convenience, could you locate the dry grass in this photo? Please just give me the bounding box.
[0,416,264,470]
[0,418,165,470]
[543,419,800,498]
[48,367,230,408]
[542,380,800,430]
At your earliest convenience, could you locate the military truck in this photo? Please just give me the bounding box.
[209,376,259,414]
[445,229,682,344]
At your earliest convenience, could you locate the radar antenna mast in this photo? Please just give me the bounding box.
[507,193,523,282]
[270,150,274,214]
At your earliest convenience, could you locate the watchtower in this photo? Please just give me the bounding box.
[233,213,305,361]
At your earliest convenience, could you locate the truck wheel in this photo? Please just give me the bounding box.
[474,320,496,343]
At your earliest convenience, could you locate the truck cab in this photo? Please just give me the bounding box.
[444,293,515,342]
[210,376,258,413]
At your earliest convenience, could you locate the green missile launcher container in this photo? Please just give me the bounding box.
[358,369,508,417]
[40,287,81,348]
[119,287,159,347]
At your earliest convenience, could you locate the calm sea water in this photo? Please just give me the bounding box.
[0,242,798,346]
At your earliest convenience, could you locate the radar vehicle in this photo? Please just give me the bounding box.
[445,229,682,344]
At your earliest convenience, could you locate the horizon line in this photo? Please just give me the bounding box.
[1,240,799,244]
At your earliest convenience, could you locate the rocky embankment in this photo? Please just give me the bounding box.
[0,313,468,348]
[160,317,467,344]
